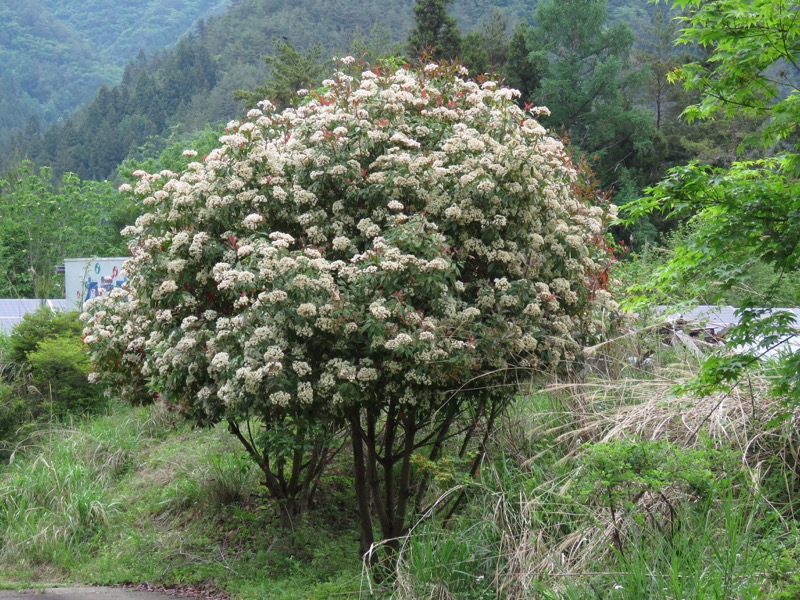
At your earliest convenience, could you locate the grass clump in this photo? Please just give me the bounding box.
[0,403,365,597]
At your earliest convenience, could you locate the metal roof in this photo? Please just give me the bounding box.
[661,305,800,359]
[0,299,69,334]
[663,305,800,331]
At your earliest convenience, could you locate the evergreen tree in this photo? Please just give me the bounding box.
[503,23,539,102]
[53,119,83,176]
[479,10,509,72]
[407,0,462,61]
[636,5,682,133]
[531,0,655,186]
[133,72,166,132]
[21,117,43,164]
[460,10,509,75]
[162,38,217,105]
[234,39,326,110]
[460,32,490,74]
[121,51,149,88]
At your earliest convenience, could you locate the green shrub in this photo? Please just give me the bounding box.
[8,306,83,365]
[27,335,104,416]
[0,309,104,449]
[577,438,718,508]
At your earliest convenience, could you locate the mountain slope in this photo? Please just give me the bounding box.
[5,0,662,180]
[0,0,231,146]
[41,0,231,61]
[7,0,530,179]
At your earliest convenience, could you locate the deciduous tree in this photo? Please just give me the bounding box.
[625,0,800,402]
[0,163,128,298]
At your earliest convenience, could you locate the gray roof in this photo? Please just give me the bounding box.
[660,305,800,359]
[0,299,70,334]
[663,305,800,331]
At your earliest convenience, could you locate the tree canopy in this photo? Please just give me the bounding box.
[530,0,656,187]
[625,0,800,402]
[83,62,616,559]
[0,162,130,298]
[408,0,462,60]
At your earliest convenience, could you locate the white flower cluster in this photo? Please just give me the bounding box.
[83,63,617,426]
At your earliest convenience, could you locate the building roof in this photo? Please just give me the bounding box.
[0,299,69,334]
[663,305,800,333]
[661,305,800,358]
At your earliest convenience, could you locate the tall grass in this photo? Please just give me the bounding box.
[0,403,258,578]
[392,329,800,599]
[3,322,799,598]
[0,402,365,596]
[0,428,120,572]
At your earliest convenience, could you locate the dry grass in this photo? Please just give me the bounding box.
[392,336,799,598]
[552,357,800,477]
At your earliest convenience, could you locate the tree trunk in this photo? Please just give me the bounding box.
[350,416,376,561]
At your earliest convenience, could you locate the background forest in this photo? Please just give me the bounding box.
[0,0,231,150]
[1,0,800,598]
[4,0,663,182]
[2,0,714,299]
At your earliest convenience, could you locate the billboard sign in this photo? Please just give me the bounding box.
[64,257,128,311]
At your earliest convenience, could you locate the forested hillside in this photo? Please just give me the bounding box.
[0,0,755,296]
[3,0,661,180]
[0,0,231,148]
[41,0,230,59]
[3,0,515,177]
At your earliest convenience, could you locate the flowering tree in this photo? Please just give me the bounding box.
[83,61,615,557]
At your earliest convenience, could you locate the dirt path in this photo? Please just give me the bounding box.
[0,587,178,599]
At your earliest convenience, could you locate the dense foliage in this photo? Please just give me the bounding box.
[4,0,800,594]
[2,0,501,178]
[625,0,800,403]
[408,0,462,60]
[6,0,676,189]
[0,0,229,148]
[530,0,655,188]
[83,62,616,558]
[0,163,131,298]
[0,308,103,455]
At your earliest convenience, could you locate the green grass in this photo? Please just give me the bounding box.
[392,389,796,599]
[1,377,799,598]
[0,402,366,597]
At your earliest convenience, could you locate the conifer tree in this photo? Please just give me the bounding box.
[407,0,462,60]
[460,10,509,76]
[531,0,654,185]
[503,23,539,103]
[234,39,326,110]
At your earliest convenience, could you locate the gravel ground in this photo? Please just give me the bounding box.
[0,588,173,599]
[0,585,231,600]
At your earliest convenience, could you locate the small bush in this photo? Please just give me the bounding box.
[577,438,719,507]
[0,309,104,452]
[8,307,82,364]
[28,335,104,416]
